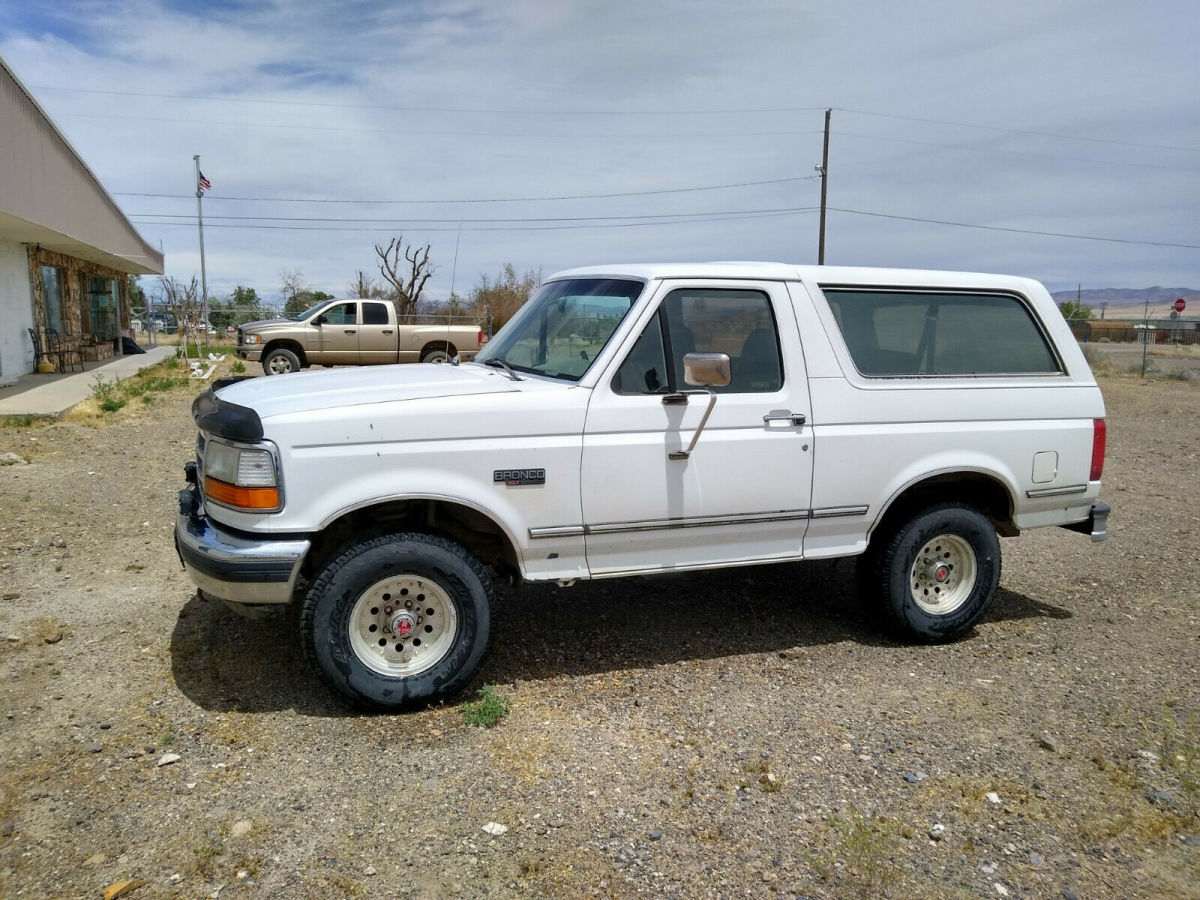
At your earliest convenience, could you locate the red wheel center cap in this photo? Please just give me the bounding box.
[390,612,416,637]
[934,564,950,582]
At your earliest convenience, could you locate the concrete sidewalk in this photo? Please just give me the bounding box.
[0,346,179,418]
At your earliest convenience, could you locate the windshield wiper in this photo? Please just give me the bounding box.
[481,357,523,381]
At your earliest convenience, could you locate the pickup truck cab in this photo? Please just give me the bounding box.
[236,297,483,374]
[177,263,1108,710]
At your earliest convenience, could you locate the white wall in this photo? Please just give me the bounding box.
[0,238,35,385]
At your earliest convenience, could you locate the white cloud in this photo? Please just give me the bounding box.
[1,0,1197,302]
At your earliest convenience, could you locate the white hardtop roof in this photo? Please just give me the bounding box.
[547,262,1043,292]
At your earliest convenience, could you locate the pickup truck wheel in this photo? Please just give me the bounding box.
[302,532,494,711]
[421,349,453,364]
[263,347,301,375]
[869,502,1001,642]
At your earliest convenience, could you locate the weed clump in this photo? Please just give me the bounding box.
[461,684,509,727]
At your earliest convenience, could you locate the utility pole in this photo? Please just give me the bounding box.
[1140,295,1151,378]
[817,108,831,265]
[194,154,209,351]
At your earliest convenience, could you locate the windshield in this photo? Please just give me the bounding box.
[475,278,644,381]
[289,301,335,321]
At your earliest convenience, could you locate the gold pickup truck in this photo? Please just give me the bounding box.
[236,298,484,375]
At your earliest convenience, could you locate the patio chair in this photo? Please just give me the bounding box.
[46,328,83,372]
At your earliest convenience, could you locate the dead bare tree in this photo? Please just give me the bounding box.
[374,236,434,321]
[348,270,384,299]
[161,275,204,367]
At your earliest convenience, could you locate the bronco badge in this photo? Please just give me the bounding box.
[494,468,546,486]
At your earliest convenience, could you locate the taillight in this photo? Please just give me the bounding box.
[477,329,484,348]
[1090,418,1106,481]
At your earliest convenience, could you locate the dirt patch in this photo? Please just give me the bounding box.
[0,368,1197,898]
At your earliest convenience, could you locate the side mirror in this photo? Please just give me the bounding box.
[312,315,326,326]
[683,352,731,387]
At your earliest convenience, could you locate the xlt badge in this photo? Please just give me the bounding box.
[495,468,545,486]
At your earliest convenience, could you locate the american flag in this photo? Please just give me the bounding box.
[197,171,212,194]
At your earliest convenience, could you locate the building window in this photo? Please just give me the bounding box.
[41,266,66,333]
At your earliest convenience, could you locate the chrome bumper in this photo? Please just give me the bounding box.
[175,488,309,604]
[1061,501,1111,543]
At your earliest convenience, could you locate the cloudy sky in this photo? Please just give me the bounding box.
[1,0,1197,304]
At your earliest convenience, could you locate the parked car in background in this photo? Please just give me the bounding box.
[235,298,484,374]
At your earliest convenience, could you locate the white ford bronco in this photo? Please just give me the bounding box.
[175,263,1109,710]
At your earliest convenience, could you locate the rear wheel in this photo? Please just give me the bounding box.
[861,502,1000,641]
[302,532,494,711]
[421,347,454,364]
[263,346,301,375]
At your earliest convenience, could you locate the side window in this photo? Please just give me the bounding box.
[823,289,1061,376]
[323,303,358,325]
[614,288,784,394]
[362,302,390,325]
[614,312,668,393]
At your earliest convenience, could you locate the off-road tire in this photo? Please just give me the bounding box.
[862,501,1001,642]
[302,532,494,711]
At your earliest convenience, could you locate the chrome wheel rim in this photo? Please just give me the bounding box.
[348,575,458,676]
[909,533,977,615]
[267,355,293,374]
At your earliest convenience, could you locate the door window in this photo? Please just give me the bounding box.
[362,302,390,325]
[322,302,358,325]
[615,288,783,394]
[41,267,65,333]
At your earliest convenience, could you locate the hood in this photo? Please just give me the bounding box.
[214,363,521,421]
[239,317,295,331]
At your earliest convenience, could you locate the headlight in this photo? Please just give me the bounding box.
[243,333,262,344]
[203,439,280,510]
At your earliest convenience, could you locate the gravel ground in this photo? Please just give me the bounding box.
[0,368,1198,899]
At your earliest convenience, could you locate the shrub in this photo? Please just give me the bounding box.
[461,684,509,727]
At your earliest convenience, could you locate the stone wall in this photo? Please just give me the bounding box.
[26,246,132,345]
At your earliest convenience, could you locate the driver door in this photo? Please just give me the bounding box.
[580,281,814,576]
[316,301,359,364]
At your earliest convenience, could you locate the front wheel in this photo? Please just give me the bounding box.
[862,502,1001,642]
[262,347,301,375]
[302,532,494,710]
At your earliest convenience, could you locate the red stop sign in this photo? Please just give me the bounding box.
[1176,298,1187,312]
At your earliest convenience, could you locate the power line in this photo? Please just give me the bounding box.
[130,206,809,223]
[129,208,818,233]
[51,109,820,139]
[31,83,1194,154]
[835,107,1200,154]
[31,84,827,116]
[828,207,1200,250]
[832,130,1200,173]
[113,175,821,205]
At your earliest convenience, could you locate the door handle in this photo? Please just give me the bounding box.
[763,412,806,426]
[382,329,394,334]
[344,329,357,334]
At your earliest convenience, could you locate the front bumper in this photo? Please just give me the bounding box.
[1061,501,1111,543]
[175,486,309,604]
[236,345,262,362]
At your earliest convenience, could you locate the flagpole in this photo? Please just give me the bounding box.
[193,154,209,351]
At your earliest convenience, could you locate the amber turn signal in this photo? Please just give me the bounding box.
[204,476,280,510]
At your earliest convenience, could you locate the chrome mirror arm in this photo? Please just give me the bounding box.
[668,389,718,460]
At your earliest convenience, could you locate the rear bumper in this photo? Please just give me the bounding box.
[1060,501,1111,543]
[175,487,309,604]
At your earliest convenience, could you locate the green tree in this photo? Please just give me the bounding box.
[229,285,260,308]
[285,289,334,318]
[1058,299,1093,322]
[469,264,541,334]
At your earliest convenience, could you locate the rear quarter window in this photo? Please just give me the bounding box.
[822,289,1062,376]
